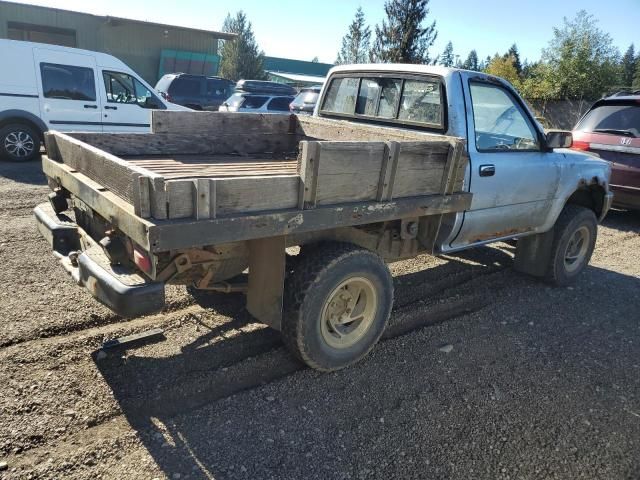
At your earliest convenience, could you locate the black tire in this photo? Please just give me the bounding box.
[544,204,597,286]
[0,123,41,162]
[282,242,393,371]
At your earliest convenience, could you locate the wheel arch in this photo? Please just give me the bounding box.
[565,183,607,219]
[0,110,47,140]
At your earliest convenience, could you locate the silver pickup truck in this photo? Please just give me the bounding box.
[35,65,612,372]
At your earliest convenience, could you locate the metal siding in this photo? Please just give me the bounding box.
[0,1,221,84]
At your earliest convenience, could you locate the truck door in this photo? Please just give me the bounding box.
[100,70,165,132]
[34,47,102,132]
[449,78,562,248]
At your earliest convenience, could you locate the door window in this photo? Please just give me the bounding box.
[170,78,201,97]
[267,97,293,111]
[242,96,268,109]
[470,82,539,151]
[206,79,233,100]
[40,63,96,101]
[103,71,164,109]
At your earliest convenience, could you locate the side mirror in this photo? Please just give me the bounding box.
[546,130,573,149]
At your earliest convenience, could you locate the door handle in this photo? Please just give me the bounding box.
[104,105,117,110]
[84,104,98,109]
[479,164,495,177]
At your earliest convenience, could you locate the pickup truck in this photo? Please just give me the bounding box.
[34,65,613,371]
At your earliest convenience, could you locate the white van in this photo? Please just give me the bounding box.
[0,39,188,162]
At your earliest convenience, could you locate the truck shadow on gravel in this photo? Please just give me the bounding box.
[94,257,640,479]
[0,157,47,185]
[94,245,519,479]
[601,208,640,232]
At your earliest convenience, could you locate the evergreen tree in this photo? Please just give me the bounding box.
[621,44,635,86]
[462,50,479,71]
[439,41,454,67]
[506,43,522,75]
[369,0,438,64]
[633,57,640,89]
[335,7,371,65]
[218,11,266,81]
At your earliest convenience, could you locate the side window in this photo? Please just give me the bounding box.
[267,97,293,111]
[398,79,442,126]
[40,63,96,101]
[242,96,268,109]
[206,79,232,99]
[470,82,539,151]
[170,78,201,97]
[103,71,164,109]
[321,77,359,114]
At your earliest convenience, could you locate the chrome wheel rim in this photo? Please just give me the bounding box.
[564,226,590,273]
[320,276,378,349]
[4,130,35,158]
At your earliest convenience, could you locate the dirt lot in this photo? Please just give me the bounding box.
[0,159,639,480]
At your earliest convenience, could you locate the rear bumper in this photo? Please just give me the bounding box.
[34,202,165,318]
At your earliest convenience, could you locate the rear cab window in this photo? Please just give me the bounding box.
[40,62,96,101]
[320,74,445,130]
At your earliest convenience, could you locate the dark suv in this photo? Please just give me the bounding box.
[155,73,234,111]
[572,92,640,210]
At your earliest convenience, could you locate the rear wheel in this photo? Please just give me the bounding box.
[544,205,597,286]
[282,243,393,371]
[0,123,40,162]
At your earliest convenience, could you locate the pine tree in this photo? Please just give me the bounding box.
[369,0,438,64]
[439,41,454,67]
[621,44,635,87]
[506,43,522,75]
[633,57,640,89]
[462,50,479,71]
[335,7,371,65]
[218,11,266,81]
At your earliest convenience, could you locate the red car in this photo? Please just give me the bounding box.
[572,93,640,210]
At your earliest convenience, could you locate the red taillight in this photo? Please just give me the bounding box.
[571,140,591,151]
[133,247,152,274]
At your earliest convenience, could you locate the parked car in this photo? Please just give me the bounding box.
[154,73,234,111]
[572,92,640,210]
[0,39,187,162]
[219,80,296,114]
[289,85,323,115]
[219,93,295,113]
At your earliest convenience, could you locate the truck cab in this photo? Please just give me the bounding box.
[315,65,613,254]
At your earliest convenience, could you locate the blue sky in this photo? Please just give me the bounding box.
[10,0,639,64]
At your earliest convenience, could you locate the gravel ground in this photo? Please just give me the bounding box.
[0,160,638,480]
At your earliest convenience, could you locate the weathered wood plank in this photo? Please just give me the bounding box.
[216,175,300,216]
[391,142,450,198]
[70,132,299,156]
[298,141,321,209]
[195,178,211,220]
[314,142,386,205]
[152,111,292,136]
[166,180,195,219]
[133,175,151,219]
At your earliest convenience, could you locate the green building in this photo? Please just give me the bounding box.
[0,0,234,84]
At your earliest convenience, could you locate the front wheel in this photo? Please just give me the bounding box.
[544,205,597,286]
[0,123,41,162]
[282,243,394,371]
